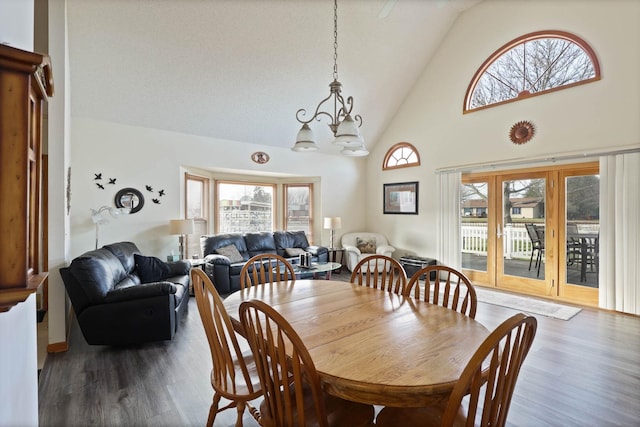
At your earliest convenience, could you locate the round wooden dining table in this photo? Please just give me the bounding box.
[223,279,490,407]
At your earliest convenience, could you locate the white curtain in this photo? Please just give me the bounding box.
[437,171,462,269]
[599,152,640,314]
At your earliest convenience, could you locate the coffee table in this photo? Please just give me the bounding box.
[275,262,341,280]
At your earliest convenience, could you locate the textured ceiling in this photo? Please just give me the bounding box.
[67,0,481,154]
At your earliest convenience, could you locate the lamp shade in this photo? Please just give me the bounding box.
[169,219,195,235]
[292,124,319,152]
[323,217,342,230]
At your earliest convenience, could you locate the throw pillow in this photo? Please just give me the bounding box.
[135,254,172,283]
[216,244,244,263]
[284,247,306,257]
[356,237,377,254]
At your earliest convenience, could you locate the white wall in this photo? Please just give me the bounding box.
[70,118,367,259]
[366,0,640,259]
[0,0,34,48]
[0,2,39,426]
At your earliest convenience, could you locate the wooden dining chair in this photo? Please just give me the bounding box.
[349,254,407,294]
[239,299,376,427]
[190,268,263,427]
[404,265,477,318]
[376,313,538,427]
[240,253,296,290]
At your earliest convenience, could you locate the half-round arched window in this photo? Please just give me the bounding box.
[464,30,601,113]
[383,142,420,170]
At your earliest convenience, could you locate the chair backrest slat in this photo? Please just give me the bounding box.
[404,265,477,318]
[191,268,259,395]
[240,253,296,290]
[240,299,330,427]
[441,313,537,427]
[349,255,407,295]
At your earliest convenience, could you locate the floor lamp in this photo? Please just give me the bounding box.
[169,219,195,260]
[323,216,342,249]
[90,206,130,249]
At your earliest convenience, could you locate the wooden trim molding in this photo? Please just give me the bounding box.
[0,273,47,313]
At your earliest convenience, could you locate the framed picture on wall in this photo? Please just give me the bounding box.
[383,181,419,214]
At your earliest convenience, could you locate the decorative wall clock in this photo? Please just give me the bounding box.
[509,120,535,145]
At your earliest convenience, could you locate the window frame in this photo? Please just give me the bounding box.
[463,30,601,114]
[383,142,421,170]
[185,173,209,258]
[283,183,315,241]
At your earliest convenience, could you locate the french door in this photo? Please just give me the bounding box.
[461,162,599,306]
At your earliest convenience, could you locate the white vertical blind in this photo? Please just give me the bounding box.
[599,152,640,314]
[437,171,462,269]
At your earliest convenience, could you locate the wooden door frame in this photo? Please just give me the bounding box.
[462,162,599,306]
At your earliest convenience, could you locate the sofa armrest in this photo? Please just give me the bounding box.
[306,245,328,263]
[204,254,231,266]
[104,282,177,303]
[343,245,361,256]
[376,245,395,255]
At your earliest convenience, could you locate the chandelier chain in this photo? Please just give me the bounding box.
[333,0,338,80]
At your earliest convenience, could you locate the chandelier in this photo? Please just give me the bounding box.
[291,0,368,157]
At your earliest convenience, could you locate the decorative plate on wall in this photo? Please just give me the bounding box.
[509,120,535,145]
[251,151,270,164]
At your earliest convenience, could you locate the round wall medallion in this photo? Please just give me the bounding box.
[509,120,535,145]
[251,151,270,164]
[114,187,145,213]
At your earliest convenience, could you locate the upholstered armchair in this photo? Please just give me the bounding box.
[341,232,395,272]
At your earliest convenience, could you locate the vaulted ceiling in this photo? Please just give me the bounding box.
[67,0,481,154]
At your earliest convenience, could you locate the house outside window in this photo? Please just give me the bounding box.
[217,182,274,233]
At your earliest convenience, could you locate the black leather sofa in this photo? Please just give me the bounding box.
[200,230,328,294]
[60,242,191,346]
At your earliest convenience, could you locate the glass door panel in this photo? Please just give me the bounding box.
[461,182,489,272]
[559,170,599,305]
[461,180,493,284]
[501,178,546,279]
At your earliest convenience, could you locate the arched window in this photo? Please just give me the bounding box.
[464,31,601,113]
[383,142,420,170]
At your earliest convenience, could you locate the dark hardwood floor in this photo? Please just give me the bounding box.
[38,278,640,426]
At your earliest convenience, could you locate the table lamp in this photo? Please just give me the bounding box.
[323,216,342,249]
[169,219,195,260]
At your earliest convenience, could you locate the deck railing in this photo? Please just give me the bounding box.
[461,223,534,260]
[461,223,599,260]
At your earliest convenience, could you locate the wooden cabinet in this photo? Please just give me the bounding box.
[0,44,54,312]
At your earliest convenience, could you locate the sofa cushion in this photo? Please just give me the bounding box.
[244,232,277,255]
[104,241,141,273]
[135,254,172,283]
[284,247,306,257]
[216,244,244,263]
[201,233,248,257]
[274,230,309,250]
[356,237,377,254]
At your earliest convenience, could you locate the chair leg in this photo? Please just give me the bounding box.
[536,251,543,277]
[207,394,222,427]
[234,401,246,427]
[528,249,535,270]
